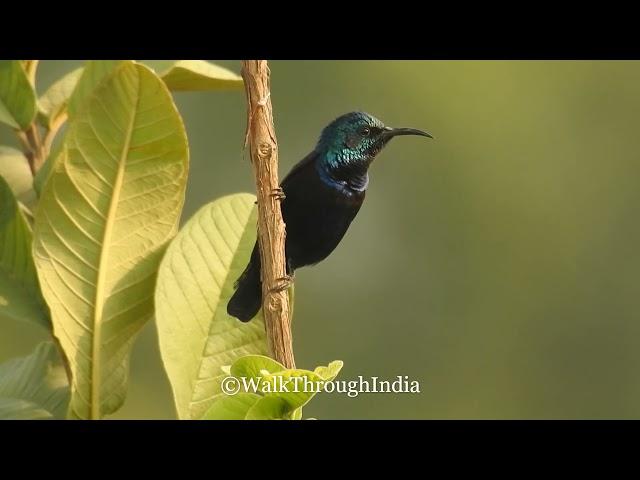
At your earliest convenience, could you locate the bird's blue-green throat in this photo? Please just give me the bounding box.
[227,111,432,322]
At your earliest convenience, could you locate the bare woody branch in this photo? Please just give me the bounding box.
[241,60,295,369]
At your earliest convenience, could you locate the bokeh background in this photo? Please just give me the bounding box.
[2,60,640,419]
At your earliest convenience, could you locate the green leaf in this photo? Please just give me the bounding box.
[0,342,70,419]
[0,146,37,208]
[245,395,291,420]
[200,392,261,420]
[261,369,327,411]
[145,60,243,91]
[32,61,189,419]
[0,175,48,328]
[314,360,344,382]
[155,193,268,419]
[225,354,286,396]
[38,68,83,128]
[67,60,124,118]
[203,357,341,420]
[0,61,37,130]
[230,354,285,380]
[257,361,344,418]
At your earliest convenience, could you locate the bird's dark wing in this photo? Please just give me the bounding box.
[281,150,318,188]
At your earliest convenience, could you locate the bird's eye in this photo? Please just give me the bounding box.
[360,126,371,137]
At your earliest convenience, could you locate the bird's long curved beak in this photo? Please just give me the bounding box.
[383,126,433,140]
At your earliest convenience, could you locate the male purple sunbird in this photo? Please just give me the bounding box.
[228,111,432,321]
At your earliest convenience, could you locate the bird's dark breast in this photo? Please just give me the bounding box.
[281,167,364,271]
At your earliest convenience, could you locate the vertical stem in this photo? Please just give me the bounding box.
[241,60,295,369]
[16,130,36,176]
[16,61,46,175]
[26,125,46,173]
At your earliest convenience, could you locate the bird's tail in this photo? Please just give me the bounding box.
[227,243,262,322]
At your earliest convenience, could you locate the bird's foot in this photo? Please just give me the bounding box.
[270,187,286,201]
[253,188,285,205]
[270,273,295,293]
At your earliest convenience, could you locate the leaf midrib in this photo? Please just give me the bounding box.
[89,71,139,419]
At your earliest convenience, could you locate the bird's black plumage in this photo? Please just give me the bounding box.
[227,112,431,321]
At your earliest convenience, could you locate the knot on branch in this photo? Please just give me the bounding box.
[258,142,273,159]
[257,92,271,107]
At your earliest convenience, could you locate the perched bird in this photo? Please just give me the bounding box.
[227,111,432,321]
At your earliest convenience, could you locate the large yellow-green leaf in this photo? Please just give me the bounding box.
[67,60,124,118]
[0,61,37,130]
[38,67,83,128]
[0,175,48,328]
[0,342,70,419]
[32,61,189,419]
[155,193,268,419]
[144,60,243,91]
[0,146,37,208]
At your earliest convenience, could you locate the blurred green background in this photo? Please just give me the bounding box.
[2,60,640,419]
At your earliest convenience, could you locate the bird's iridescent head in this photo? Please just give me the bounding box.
[316,111,432,171]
